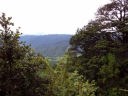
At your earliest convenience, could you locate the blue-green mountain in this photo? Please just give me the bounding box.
[20,34,72,57]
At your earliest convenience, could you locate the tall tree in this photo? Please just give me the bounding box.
[0,13,49,96]
[96,0,128,43]
[69,0,128,95]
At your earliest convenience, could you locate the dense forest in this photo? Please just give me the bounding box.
[20,35,71,64]
[20,35,71,57]
[0,0,128,96]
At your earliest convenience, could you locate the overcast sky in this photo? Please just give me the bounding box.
[0,0,110,35]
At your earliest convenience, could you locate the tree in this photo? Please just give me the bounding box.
[42,55,97,96]
[69,0,128,95]
[0,13,49,96]
[96,0,128,43]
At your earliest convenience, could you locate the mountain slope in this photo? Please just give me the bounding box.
[20,34,71,57]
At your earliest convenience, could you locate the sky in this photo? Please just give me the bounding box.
[0,0,110,35]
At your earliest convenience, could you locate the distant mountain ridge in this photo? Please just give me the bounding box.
[20,34,72,57]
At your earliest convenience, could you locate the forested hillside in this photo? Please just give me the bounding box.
[0,13,96,96]
[0,0,128,96]
[20,35,71,57]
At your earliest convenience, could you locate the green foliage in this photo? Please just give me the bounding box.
[41,55,97,96]
[68,0,128,95]
[1,0,128,95]
[0,13,49,96]
[99,53,119,78]
[0,13,96,96]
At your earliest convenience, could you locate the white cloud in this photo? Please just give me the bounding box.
[0,0,110,35]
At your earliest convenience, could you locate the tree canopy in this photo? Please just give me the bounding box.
[69,0,128,95]
[0,13,98,96]
[1,0,128,96]
[0,13,50,96]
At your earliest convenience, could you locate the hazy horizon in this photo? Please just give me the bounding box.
[21,34,73,36]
